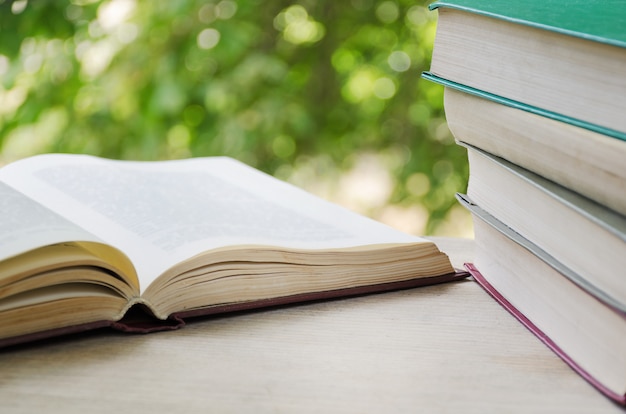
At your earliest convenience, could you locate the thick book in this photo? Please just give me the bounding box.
[458,195,626,405]
[425,0,626,138]
[437,86,626,216]
[462,145,626,312]
[0,154,467,348]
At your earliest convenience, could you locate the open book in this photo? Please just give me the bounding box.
[0,154,465,347]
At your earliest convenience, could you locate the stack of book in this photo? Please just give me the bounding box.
[423,0,626,405]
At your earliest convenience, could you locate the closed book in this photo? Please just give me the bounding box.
[425,0,626,138]
[438,86,626,216]
[458,194,626,405]
[462,145,626,312]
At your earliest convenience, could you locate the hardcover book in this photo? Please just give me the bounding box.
[0,154,466,348]
[425,0,626,138]
[462,145,626,311]
[438,86,626,216]
[458,195,626,405]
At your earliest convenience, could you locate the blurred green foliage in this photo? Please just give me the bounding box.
[0,0,468,235]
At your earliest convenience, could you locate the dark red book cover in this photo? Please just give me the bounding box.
[0,269,468,349]
[466,262,626,406]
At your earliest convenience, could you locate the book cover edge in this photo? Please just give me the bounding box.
[428,1,626,49]
[460,144,626,241]
[466,262,626,405]
[0,270,469,349]
[456,193,626,315]
[170,270,470,320]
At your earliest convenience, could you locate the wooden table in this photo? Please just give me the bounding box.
[0,238,622,413]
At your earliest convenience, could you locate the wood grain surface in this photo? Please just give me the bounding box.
[0,238,621,413]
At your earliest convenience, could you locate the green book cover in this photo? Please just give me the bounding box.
[429,0,626,48]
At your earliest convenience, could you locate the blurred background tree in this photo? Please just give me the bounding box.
[0,0,471,237]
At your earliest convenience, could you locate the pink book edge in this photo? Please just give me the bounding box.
[465,262,626,405]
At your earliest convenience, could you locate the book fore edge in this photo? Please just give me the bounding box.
[421,72,626,143]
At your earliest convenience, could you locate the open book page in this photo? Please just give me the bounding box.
[0,181,102,262]
[0,154,430,292]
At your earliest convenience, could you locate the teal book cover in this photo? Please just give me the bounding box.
[429,0,626,48]
[421,73,626,142]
